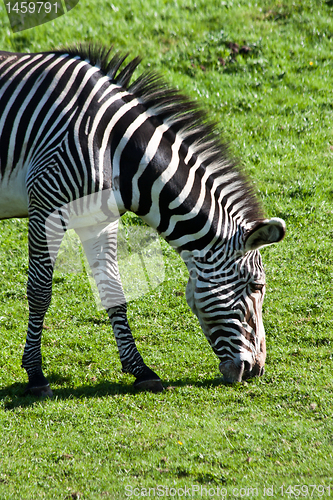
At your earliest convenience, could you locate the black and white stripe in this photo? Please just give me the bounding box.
[0,45,285,394]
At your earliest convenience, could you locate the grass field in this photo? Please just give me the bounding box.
[0,0,333,498]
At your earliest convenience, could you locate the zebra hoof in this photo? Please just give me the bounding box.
[132,367,164,392]
[134,378,164,392]
[24,384,53,398]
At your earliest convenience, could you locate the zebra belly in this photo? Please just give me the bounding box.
[0,170,28,219]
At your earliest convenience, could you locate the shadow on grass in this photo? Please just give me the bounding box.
[0,373,233,410]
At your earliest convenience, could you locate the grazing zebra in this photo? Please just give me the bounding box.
[0,45,285,397]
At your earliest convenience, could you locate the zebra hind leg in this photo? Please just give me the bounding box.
[107,304,164,392]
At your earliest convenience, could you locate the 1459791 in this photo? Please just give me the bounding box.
[5,2,58,13]
[278,485,331,497]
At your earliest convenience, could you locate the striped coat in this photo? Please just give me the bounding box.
[0,46,285,396]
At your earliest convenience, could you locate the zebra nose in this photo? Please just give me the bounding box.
[219,359,265,383]
[248,360,265,379]
[219,360,244,383]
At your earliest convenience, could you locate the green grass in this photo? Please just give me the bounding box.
[1,0,333,498]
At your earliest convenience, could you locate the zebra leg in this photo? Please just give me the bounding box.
[107,303,163,391]
[76,221,163,392]
[22,211,64,397]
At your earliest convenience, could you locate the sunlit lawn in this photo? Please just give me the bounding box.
[0,0,333,498]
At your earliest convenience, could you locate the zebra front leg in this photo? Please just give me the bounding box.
[107,304,163,392]
[22,273,53,397]
[76,222,164,392]
[22,213,64,397]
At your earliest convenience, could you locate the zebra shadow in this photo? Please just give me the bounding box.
[0,374,227,409]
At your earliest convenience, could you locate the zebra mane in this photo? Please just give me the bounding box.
[54,44,263,223]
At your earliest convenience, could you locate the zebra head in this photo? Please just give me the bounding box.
[183,218,285,383]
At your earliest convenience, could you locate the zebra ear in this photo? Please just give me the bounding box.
[244,218,286,253]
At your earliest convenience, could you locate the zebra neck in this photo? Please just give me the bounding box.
[107,90,256,255]
[134,188,249,256]
[115,151,251,255]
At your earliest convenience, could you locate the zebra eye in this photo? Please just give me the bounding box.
[250,282,265,292]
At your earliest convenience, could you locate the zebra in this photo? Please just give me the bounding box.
[0,45,285,397]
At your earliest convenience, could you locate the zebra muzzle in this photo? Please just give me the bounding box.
[219,359,265,383]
